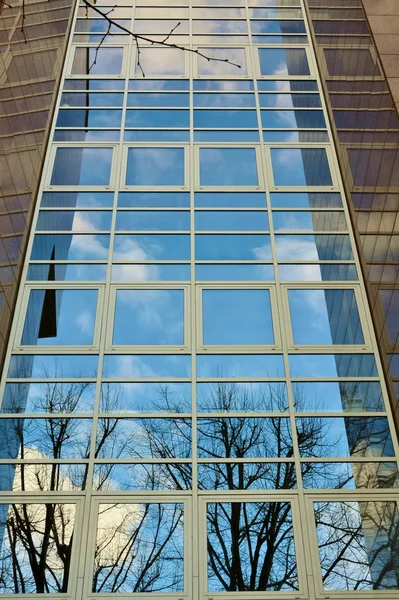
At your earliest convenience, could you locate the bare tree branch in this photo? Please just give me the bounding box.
[80,0,241,76]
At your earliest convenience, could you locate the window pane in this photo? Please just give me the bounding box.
[116,211,190,231]
[271,148,332,186]
[314,501,399,590]
[195,192,266,208]
[296,417,393,458]
[259,93,321,108]
[198,48,246,75]
[199,148,258,186]
[197,381,288,412]
[113,234,190,260]
[100,382,191,412]
[126,148,184,186]
[279,263,358,281]
[111,264,190,281]
[196,234,271,260]
[196,264,274,280]
[207,501,298,590]
[72,47,123,75]
[37,211,112,232]
[195,211,269,231]
[40,191,114,208]
[0,503,75,593]
[135,47,185,75]
[21,289,98,346]
[128,93,189,107]
[2,381,96,413]
[126,109,189,127]
[93,464,192,491]
[199,417,291,457]
[259,48,310,76]
[261,110,325,128]
[289,354,377,378]
[202,289,274,345]
[288,289,364,345]
[7,354,98,379]
[93,503,184,592]
[292,381,384,412]
[273,211,347,232]
[0,418,92,459]
[51,148,112,186]
[194,109,257,128]
[102,354,191,378]
[31,234,110,261]
[275,234,353,261]
[197,354,284,378]
[113,289,184,345]
[56,109,122,127]
[118,192,189,208]
[302,462,399,489]
[270,192,342,208]
[199,462,296,490]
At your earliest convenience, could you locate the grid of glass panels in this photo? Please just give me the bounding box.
[0,0,398,598]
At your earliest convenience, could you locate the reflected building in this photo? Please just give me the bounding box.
[0,0,399,597]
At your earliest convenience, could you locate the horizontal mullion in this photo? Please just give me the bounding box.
[97,412,192,418]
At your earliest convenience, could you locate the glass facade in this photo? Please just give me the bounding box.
[0,0,398,598]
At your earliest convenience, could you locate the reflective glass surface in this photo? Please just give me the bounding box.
[258,48,310,76]
[199,148,258,186]
[202,289,274,345]
[288,289,364,345]
[126,148,185,186]
[21,289,98,346]
[271,148,333,186]
[51,148,112,186]
[207,501,298,590]
[113,289,184,345]
[314,501,399,590]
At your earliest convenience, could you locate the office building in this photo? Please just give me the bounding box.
[0,0,398,597]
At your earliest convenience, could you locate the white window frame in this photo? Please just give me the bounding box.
[84,495,192,600]
[281,283,373,352]
[265,144,339,192]
[13,283,105,352]
[45,143,119,191]
[0,495,85,599]
[304,493,399,600]
[106,284,191,352]
[121,144,190,190]
[254,45,315,80]
[67,43,128,78]
[199,493,307,600]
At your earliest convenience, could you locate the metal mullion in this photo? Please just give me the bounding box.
[97,412,192,418]
[198,411,289,418]
[299,457,397,463]
[0,458,90,464]
[197,457,295,463]
[93,458,192,464]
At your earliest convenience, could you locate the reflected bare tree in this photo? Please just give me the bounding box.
[0,380,397,593]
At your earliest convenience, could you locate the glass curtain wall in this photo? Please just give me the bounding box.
[0,0,398,598]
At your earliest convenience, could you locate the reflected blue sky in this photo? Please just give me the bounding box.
[102,355,191,379]
[199,148,258,186]
[113,289,184,345]
[51,148,112,186]
[288,289,364,345]
[126,148,184,186]
[203,289,274,345]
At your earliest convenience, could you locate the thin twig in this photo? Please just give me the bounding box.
[88,19,112,72]
[80,0,241,75]
[20,0,27,43]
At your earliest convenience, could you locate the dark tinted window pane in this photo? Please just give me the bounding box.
[259,48,310,76]
[271,148,332,186]
[21,289,98,346]
[288,289,364,345]
[51,148,112,186]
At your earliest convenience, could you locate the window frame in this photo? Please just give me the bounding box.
[199,493,307,599]
[265,144,338,191]
[281,283,372,351]
[0,496,85,598]
[195,144,264,190]
[13,283,105,352]
[255,45,315,80]
[84,495,192,599]
[45,143,118,190]
[106,284,191,352]
[197,283,281,352]
[68,43,127,78]
[121,144,189,190]
[193,45,251,79]
[304,493,399,599]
